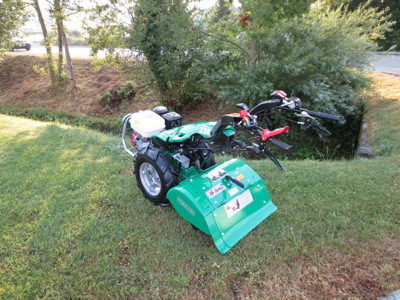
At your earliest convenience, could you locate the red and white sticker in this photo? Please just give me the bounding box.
[224,190,253,218]
[205,183,226,199]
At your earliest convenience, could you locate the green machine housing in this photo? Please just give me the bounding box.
[167,159,277,254]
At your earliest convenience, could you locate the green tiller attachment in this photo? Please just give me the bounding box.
[167,159,277,254]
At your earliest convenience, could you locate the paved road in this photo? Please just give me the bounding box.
[370,52,400,74]
[8,46,400,74]
[8,45,134,59]
[9,45,93,58]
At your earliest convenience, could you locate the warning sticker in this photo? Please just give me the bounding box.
[206,168,227,182]
[205,183,227,199]
[224,190,253,218]
[228,187,239,197]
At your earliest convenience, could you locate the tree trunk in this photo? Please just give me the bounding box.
[61,27,77,93]
[250,39,258,65]
[33,0,56,87]
[54,0,63,80]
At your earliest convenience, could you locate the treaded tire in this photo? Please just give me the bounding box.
[134,148,177,206]
[190,135,216,170]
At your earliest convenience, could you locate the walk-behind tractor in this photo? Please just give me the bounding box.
[121,91,340,254]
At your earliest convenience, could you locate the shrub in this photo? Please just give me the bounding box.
[101,81,136,108]
[100,91,112,105]
[203,4,391,158]
[206,4,391,117]
[131,0,208,110]
[117,81,136,98]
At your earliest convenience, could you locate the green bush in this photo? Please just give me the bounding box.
[117,81,136,98]
[100,81,136,108]
[131,0,208,110]
[100,91,111,105]
[206,4,390,116]
[202,4,391,158]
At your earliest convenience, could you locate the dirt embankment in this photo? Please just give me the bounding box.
[0,55,230,124]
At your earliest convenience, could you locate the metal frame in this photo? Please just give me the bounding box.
[121,116,137,159]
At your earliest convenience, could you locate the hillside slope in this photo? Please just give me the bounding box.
[0,114,399,299]
[0,55,232,124]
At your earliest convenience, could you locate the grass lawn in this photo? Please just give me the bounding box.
[0,113,399,300]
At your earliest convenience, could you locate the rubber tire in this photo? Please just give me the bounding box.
[197,141,216,170]
[134,148,177,206]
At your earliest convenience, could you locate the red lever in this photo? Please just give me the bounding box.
[261,126,290,141]
[239,110,248,118]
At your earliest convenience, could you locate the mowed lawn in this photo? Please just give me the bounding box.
[0,114,399,299]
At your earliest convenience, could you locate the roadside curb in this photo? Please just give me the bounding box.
[356,122,375,158]
[380,72,400,77]
[374,51,400,56]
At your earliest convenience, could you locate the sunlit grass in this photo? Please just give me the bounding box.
[0,115,399,299]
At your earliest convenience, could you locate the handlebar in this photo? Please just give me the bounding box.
[268,138,293,152]
[304,110,340,121]
[277,106,340,121]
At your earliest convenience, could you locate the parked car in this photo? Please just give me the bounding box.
[12,42,31,51]
[11,33,31,51]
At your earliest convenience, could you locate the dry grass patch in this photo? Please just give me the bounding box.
[365,73,400,155]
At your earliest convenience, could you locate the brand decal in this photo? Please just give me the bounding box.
[177,197,195,216]
[199,126,211,136]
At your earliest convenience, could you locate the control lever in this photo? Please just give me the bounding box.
[246,145,261,154]
[305,119,332,135]
[225,175,245,188]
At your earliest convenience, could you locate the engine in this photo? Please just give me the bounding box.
[127,106,182,152]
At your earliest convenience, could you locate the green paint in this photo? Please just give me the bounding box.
[167,159,277,254]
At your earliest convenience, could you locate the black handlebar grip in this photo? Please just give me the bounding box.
[306,110,340,121]
[225,175,245,188]
[268,138,293,152]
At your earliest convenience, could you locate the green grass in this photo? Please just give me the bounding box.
[0,115,399,299]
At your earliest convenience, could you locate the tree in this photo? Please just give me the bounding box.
[0,0,29,56]
[31,0,77,91]
[131,0,206,108]
[205,0,310,67]
[33,0,57,86]
[348,0,400,50]
[52,0,77,92]
[204,2,391,112]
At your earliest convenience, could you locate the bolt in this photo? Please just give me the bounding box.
[263,201,266,203]
[221,233,224,236]
[214,214,217,217]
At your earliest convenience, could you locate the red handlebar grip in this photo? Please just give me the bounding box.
[261,126,290,141]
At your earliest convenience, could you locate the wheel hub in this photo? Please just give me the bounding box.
[139,162,161,197]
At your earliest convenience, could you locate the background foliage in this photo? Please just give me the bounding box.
[348,0,400,51]
[0,0,29,55]
[130,0,208,109]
